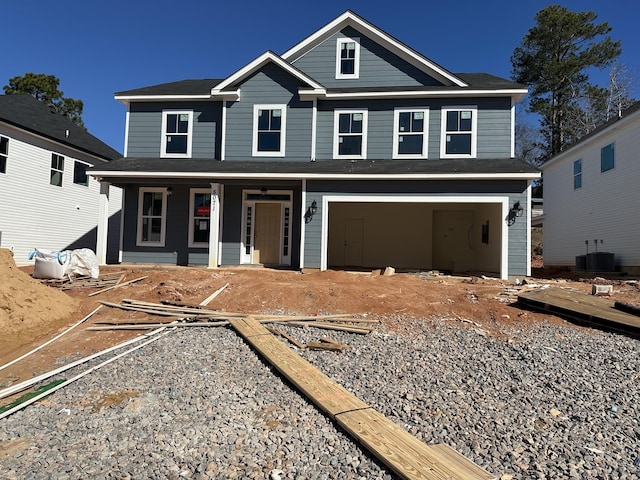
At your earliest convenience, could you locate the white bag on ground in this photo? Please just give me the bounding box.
[66,248,99,278]
[30,249,70,280]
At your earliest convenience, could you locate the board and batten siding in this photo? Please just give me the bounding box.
[315,98,513,160]
[0,124,122,265]
[225,63,313,161]
[127,101,221,159]
[291,26,440,89]
[543,113,640,270]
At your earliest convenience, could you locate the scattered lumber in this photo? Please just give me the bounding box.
[306,341,344,351]
[283,321,373,334]
[266,327,306,349]
[319,337,351,350]
[199,283,229,306]
[88,276,148,297]
[39,273,125,290]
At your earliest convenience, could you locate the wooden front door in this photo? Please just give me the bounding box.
[253,203,281,265]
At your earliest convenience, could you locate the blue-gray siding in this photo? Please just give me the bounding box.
[291,27,441,88]
[225,64,313,161]
[127,102,221,159]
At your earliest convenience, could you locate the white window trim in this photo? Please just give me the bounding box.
[73,160,90,187]
[161,110,193,158]
[0,135,8,173]
[573,159,582,190]
[189,188,212,248]
[136,187,167,247]
[393,107,429,159]
[252,104,287,157]
[50,153,64,187]
[333,109,368,159]
[335,37,360,79]
[440,106,477,158]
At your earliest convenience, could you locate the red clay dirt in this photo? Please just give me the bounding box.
[1,247,639,404]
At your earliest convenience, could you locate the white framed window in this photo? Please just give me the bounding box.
[573,159,582,190]
[189,188,211,248]
[440,106,477,158]
[336,37,360,79]
[161,111,193,157]
[50,153,64,186]
[0,136,8,174]
[252,104,286,156]
[73,161,89,186]
[137,187,167,246]
[334,109,368,159]
[393,108,429,159]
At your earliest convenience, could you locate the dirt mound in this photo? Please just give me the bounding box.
[0,248,78,355]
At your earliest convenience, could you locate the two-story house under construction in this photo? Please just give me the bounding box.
[91,11,539,279]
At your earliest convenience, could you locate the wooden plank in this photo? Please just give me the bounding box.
[230,318,493,480]
[518,287,640,333]
[337,409,493,480]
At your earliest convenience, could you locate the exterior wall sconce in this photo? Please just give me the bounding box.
[304,200,318,224]
[506,201,523,226]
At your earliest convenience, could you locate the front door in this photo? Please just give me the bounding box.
[253,203,281,265]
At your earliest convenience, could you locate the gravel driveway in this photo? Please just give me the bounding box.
[1,316,639,479]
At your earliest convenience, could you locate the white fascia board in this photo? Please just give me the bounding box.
[282,11,467,87]
[211,51,324,94]
[89,171,540,181]
[299,88,328,100]
[320,89,528,101]
[114,94,212,105]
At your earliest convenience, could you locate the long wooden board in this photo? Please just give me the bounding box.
[230,317,494,480]
[518,287,640,334]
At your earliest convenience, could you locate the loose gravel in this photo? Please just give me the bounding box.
[1,316,639,480]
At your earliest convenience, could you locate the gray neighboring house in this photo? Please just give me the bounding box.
[91,10,539,279]
[0,94,122,265]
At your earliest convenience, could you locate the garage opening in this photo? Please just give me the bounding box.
[326,200,503,276]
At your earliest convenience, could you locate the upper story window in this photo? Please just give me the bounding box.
[161,111,192,157]
[393,108,429,159]
[441,106,477,158]
[336,37,360,79]
[334,109,368,159]
[573,159,582,190]
[0,136,8,174]
[253,105,286,156]
[74,161,89,186]
[189,188,211,247]
[601,143,614,172]
[137,187,167,246]
[50,153,64,186]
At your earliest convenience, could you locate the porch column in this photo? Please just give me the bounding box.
[208,183,221,268]
[96,181,110,265]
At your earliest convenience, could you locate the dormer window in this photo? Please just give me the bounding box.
[161,111,193,157]
[336,37,360,79]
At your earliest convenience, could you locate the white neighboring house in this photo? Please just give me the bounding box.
[542,101,640,274]
[0,94,123,266]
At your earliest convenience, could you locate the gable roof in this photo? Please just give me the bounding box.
[0,95,121,161]
[211,51,325,99]
[282,10,467,88]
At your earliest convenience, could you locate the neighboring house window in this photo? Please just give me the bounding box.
[573,159,582,190]
[441,106,477,157]
[137,188,167,246]
[334,110,368,159]
[161,111,192,157]
[0,136,7,174]
[73,161,89,186]
[393,108,428,158]
[50,154,64,186]
[601,143,614,172]
[189,189,211,247]
[336,37,360,79]
[253,105,286,156]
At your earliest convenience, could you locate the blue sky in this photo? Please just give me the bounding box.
[4,0,639,153]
